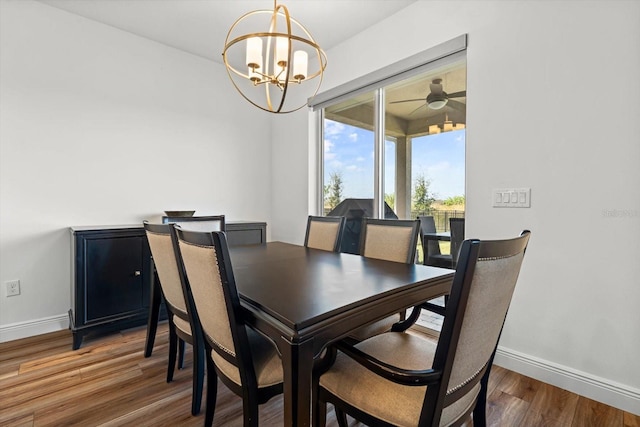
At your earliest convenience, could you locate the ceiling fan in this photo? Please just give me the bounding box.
[391,78,466,112]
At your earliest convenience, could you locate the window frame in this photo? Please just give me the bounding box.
[310,35,468,217]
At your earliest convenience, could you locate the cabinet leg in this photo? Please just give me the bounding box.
[72,331,83,350]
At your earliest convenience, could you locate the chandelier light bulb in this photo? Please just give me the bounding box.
[275,36,289,67]
[246,37,263,69]
[293,50,308,80]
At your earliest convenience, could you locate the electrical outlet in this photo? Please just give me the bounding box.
[6,280,20,297]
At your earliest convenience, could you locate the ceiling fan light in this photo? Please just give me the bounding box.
[426,93,448,110]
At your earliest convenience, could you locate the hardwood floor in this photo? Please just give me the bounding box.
[1,323,638,426]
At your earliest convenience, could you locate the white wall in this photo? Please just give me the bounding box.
[0,1,272,337]
[270,0,640,414]
[2,0,638,415]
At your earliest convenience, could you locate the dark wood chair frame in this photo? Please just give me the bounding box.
[143,221,205,416]
[358,218,420,264]
[304,215,346,252]
[315,231,531,427]
[145,215,226,358]
[418,215,451,268]
[449,217,466,268]
[173,228,283,427]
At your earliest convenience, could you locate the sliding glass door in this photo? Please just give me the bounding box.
[313,37,467,331]
[320,63,466,220]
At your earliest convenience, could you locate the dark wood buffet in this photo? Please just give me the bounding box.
[68,221,266,349]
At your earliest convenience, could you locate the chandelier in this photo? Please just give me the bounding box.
[222,1,327,114]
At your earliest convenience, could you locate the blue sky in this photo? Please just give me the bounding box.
[324,119,465,200]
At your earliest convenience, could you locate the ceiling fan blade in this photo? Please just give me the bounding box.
[389,98,426,104]
[447,99,466,112]
[409,103,427,115]
[447,91,466,99]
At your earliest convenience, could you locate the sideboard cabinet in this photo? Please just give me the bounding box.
[69,221,267,349]
[69,225,152,350]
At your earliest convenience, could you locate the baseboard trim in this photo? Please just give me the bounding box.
[0,314,69,343]
[494,346,640,416]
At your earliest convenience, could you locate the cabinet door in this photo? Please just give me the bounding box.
[85,235,145,322]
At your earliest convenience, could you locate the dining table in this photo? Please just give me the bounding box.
[226,241,455,426]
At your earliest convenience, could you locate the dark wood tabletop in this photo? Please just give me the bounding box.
[228,241,455,426]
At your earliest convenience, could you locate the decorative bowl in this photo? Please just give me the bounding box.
[164,210,195,217]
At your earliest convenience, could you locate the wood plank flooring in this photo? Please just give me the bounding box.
[1,323,638,426]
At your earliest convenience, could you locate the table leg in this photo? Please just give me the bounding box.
[280,337,315,426]
[144,272,162,357]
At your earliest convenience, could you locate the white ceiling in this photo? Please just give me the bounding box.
[38,0,418,63]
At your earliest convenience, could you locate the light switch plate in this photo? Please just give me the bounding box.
[492,188,530,208]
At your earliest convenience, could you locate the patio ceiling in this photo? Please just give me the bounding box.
[326,61,466,138]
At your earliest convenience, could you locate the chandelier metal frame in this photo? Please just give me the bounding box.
[222,1,327,114]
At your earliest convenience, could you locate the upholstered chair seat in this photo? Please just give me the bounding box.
[210,328,283,388]
[172,315,191,336]
[345,313,402,342]
[320,332,480,427]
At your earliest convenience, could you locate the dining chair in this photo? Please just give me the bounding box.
[304,215,346,252]
[162,214,225,232]
[145,215,226,358]
[314,230,531,427]
[174,227,283,427]
[420,217,466,317]
[418,215,451,268]
[346,218,420,342]
[143,221,205,416]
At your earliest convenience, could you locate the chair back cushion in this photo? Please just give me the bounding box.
[305,216,344,252]
[360,219,419,264]
[442,232,529,406]
[145,225,187,315]
[177,237,236,365]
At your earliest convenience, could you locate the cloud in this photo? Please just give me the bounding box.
[356,156,365,162]
[348,132,358,142]
[324,139,337,160]
[324,120,346,138]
